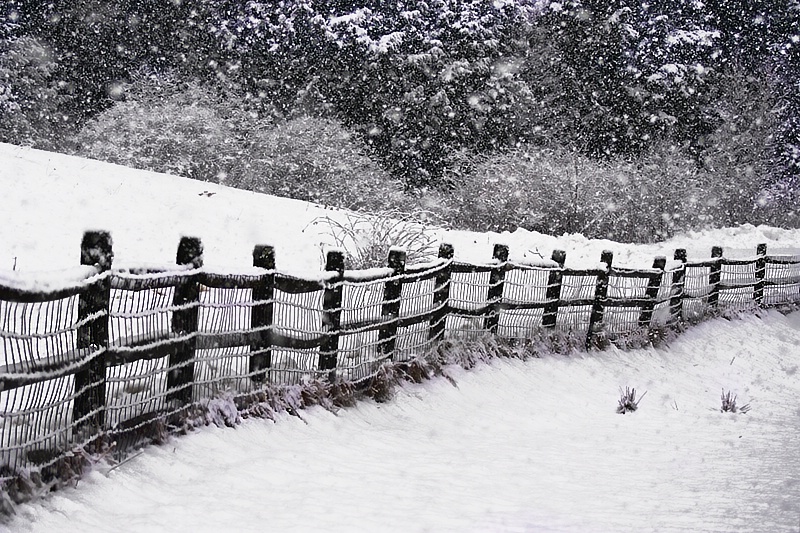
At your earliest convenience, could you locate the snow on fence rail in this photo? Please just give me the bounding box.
[1,231,799,485]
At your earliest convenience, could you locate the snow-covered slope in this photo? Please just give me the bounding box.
[9,311,800,533]
[3,143,800,274]
[0,143,341,273]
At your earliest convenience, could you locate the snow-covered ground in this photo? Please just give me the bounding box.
[2,143,800,531]
[8,312,800,533]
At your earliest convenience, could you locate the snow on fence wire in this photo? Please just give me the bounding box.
[1,231,800,486]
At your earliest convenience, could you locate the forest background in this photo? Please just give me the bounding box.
[2,0,799,243]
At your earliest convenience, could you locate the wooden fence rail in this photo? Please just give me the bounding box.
[0,231,799,483]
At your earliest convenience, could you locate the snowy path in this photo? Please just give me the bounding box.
[8,311,800,533]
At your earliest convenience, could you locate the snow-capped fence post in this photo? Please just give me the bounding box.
[379,248,406,360]
[586,250,613,349]
[754,243,767,307]
[249,245,275,383]
[73,230,112,437]
[166,236,203,406]
[542,250,566,329]
[638,256,667,330]
[708,246,723,311]
[485,244,509,335]
[319,250,344,372]
[670,249,687,324]
[429,243,453,342]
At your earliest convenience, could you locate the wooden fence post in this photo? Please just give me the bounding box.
[166,236,203,406]
[73,230,112,437]
[586,250,613,349]
[542,250,566,329]
[708,245,723,311]
[670,249,687,325]
[638,256,667,329]
[429,243,453,342]
[754,243,767,307]
[319,250,344,372]
[379,248,406,360]
[250,245,275,383]
[485,244,509,335]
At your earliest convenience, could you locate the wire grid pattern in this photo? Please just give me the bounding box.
[1,296,81,371]
[604,272,673,336]
[0,290,104,477]
[497,268,550,338]
[271,286,324,383]
[395,277,439,360]
[0,375,79,477]
[336,277,388,381]
[105,275,182,446]
[718,261,757,310]
[446,270,492,339]
[551,273,598,334]
[3,248,800,483]
[193,285,257,399]
[764,257,800,305]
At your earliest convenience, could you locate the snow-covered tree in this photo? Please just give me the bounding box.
[214,1,541,187]
[0,35,65,147]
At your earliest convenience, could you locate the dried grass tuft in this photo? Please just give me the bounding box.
[617,387,646,414]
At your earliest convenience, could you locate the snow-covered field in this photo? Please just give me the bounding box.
[2,143,800,531]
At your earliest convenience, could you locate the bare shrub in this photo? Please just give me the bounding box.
[230,116,410,213]
[444,144,713,243]
[75,73,245,182]
[311,210,441,269]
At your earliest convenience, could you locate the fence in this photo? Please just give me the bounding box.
[1,231,800,487]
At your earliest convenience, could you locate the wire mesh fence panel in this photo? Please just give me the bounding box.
[683,265,712,298]
[444,315,488,339]
[105,357,171,455]
[719,262,757,310]
[395,277,438,360]
[399,277,436,318]
[108,284,176,347]
[718,286,756,310]
[449,271,490,313]
[105,358,169,428]
[341,279,384,328]
[495,268,548,338]
[270,288,324,383]
[193,346,252,400]
[0,374,80,477]
[552,273,598,334]
[503,268,549,304]
[765,284,800,306]
[336,279,385,379]
[561,273,597,302]
[603,307,641,336]
[273,289,324,345]
[608,274,648,300]
[682,265,712,320]
[446,270,491,338]
[555,305,593,333]
[394,321,432,361]
[764,258,800,305]
[605,274,649,336]
[269,348,322,385]
[497,308,545,339]
[193,286,256,399]
[337,330,384,381]
[0,296,80,371]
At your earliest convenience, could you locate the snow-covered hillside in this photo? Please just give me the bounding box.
[2,144,800,532]
[3,143,800,274]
